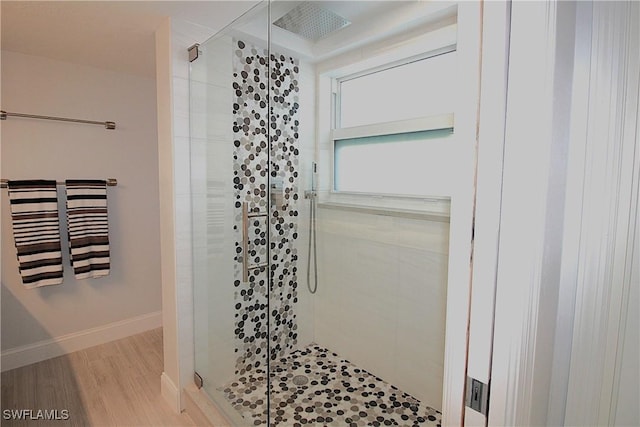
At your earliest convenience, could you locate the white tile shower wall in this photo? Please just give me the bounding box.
[207,100,237,382]
[313,208,449,410]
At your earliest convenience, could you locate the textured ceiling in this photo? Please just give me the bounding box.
[1,1,258,79]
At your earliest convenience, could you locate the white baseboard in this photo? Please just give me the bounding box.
[161,371,182,414]
[1,310,162,372]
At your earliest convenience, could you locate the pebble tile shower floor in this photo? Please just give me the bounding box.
[223,345,442,426]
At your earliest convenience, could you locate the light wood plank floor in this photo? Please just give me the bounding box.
[1,328,195,427]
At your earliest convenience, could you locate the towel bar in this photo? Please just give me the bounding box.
[1,110,116,130]
[242,202,269,282]
[0,178,118,188]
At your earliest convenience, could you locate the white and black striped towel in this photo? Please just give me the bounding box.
[8,180,64,288]
[65,180,110,279]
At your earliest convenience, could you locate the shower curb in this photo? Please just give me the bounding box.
[184,384,233,427]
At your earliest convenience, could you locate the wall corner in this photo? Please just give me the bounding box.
[155,16,182,413]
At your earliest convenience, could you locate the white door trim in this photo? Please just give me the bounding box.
[488,1,640,425]
[441,1,483,425]
[488,1,565,425]
[464,0,511,425]
[563,2,640,425]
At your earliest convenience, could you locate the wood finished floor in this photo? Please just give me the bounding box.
[1,328,195,427]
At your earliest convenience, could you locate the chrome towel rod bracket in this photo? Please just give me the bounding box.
[1,179,118,188]
[0,110,116,130]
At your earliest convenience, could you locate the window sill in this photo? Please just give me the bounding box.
[317,200,450,222]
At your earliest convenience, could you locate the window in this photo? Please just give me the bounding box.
[338,51,457,128]
[334,129,453,196]
[332,50,456,197]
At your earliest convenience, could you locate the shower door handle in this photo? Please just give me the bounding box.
[242,202,269,282]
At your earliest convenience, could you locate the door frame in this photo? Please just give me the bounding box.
[439,1,481,425]
[464,0,512,425]
[471,1,640,425]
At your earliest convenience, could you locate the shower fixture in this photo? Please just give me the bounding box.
[305,162,318,294]
[273,2,351,42]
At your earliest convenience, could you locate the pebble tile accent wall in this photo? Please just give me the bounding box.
[232,38,300,375]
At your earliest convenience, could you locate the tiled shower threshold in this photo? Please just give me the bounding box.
[221,344,442,426]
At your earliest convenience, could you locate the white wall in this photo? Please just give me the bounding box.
[1,50,161,369]
[155,16,181,411]
[613,217,639,425]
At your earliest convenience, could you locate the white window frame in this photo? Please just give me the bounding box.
[314,22,458,217]
[330,49,456,200]
[332,47,456,138]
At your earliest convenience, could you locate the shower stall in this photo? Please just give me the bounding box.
[190,1,469,425]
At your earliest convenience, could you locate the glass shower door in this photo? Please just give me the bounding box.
[190,3,272,425]
[191,1,466,426]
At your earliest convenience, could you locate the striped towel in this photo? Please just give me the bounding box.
[65,180,110,279]
[8,180,64,288]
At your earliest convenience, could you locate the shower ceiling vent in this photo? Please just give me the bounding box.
[273,2,351,42]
